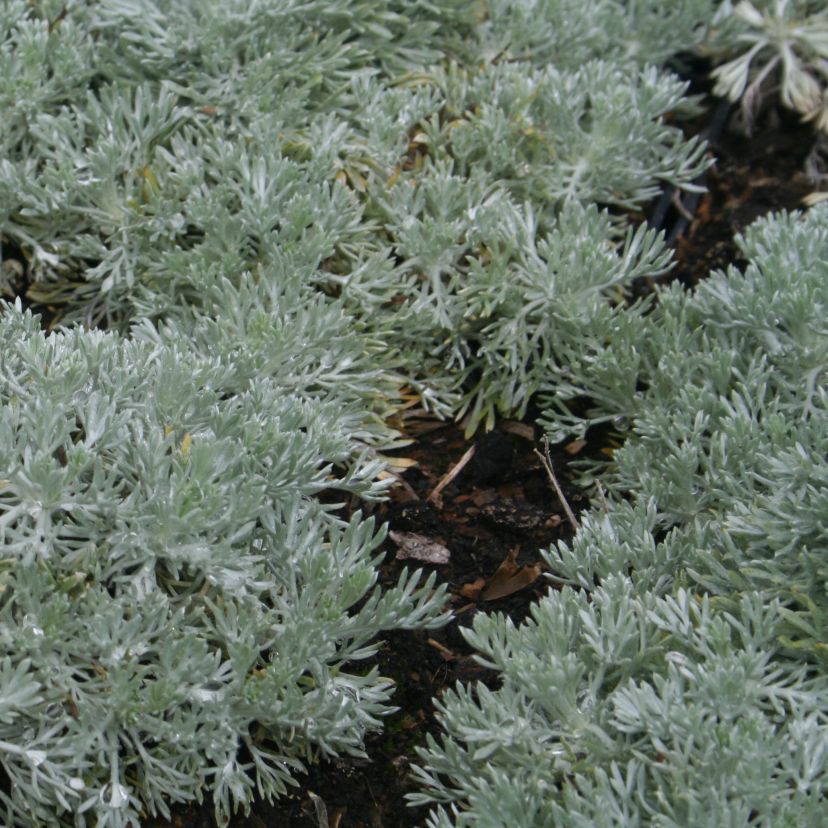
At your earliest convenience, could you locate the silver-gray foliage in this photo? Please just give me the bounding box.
[707,0,828,131]
[412,206,828,826]
[1,0,711,429]
[2,0,826,825]
[0,302,446,827]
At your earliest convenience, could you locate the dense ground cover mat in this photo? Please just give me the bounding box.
[1,0,713,429]
[0,303,448,826]
[2,1,828,826]
[411,206,828,826]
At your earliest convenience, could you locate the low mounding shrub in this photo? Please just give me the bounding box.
[0,2,713,824]
[0,302,446,826]
[411,206,828,825]
[1,0,711,428]
[3,1,828,826]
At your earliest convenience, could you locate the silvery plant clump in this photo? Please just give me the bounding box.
[411,207,828,826]
[2,0,826,825]
[707,0,828,131]
[1,0,715,426]
[0,300,448,826]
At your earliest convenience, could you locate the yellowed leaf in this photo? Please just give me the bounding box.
[347,168,367,191]
[379,455,418,471]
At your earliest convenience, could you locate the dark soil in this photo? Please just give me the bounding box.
[144,420,579,828]
[141,94,819,827]
[669,108,816,288]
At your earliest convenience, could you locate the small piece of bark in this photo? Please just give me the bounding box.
[390,530,451,564]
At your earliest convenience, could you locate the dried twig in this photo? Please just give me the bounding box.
[594,479,611,514]
[428,444,476,506]
[308,792,329,828]
[671,189,695,222]
[427,638,457,659]
[533,439,579,531]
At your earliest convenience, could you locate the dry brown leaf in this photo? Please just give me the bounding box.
[501,420,536,440]
[564,439,588,456]
[488,546,520,578]
[481,547,543,601]
[459,578,486,600]
[482,562,542,600]
[390,530,450,564]
[471,489,498,507]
